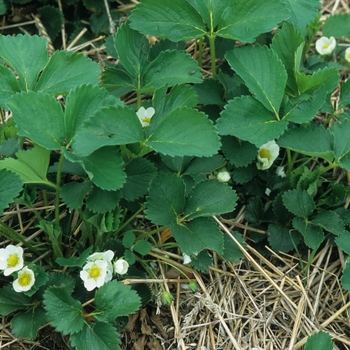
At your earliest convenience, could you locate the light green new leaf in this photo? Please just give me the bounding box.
[184,180,237,220]
[282,86,327,124]
[94,281,141,323]
[312,211,344,236]
[331,119,350,170]
[81,147,126,191]
[142,50,202,92]
[0,169,22,215]
[35,51,100,95]
[339,79,350,109]
[292,217,324,249]
[0,65,21,108]
[283,0,321,30]
[217,96,288,147]
[270,22,305,94]
[323,13,350,38]
[0,146,50,184]
[305,331,334,350]
[129,0,206,41]
[226,46,287,116]
[72,105,144,157]
[70,322,120,350]
[278,124,334,163]
[43,286,84,335]
[146,107,220,157]
[7,91,65,150]
[295,67,339,95]
[282,189,315,218]
[114,22,149,78]
[0,285,32,316]
[145,173,185,225]
[171,217,223,256]
[0,34,48,91]
[64,84,122,143]
[11,307,47,340]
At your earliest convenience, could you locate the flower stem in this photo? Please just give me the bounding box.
[198,37,203,68]
[54,153,65,225]
[208,34,217,80]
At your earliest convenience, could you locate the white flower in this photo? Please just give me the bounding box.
[345,47,350,63]
[276,166,286,177]
[114,259,129,275]
[0,245,24,276]
[80,260,108,291]
[265,188,271,196]
[217,171,231,183]
[315,36,336,55]
[87,250,114,283]
[136,106,155,127]
[183,253,192,265]
[257,140,279,170]
[13,266,35,292]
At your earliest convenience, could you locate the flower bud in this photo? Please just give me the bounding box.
[161,291,174,306]
[114,259,129,275]
[217,171,231,182]
[188,281,198,292]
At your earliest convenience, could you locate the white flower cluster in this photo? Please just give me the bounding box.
[315,36,350,62]
[80,250,129,291]
[0,245,35,292]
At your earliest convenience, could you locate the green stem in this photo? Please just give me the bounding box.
[54,153,65,225]
[198,37,203,68]
[78,208,94,247]
[117,206,144,234]
[136,90,141,110]
[208,34,217,79]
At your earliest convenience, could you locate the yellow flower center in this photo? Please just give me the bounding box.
[7,254,19,267]
[347,53,350,59]
[259,149,270,159]
[89,265,101,279]
[322,43,330,49]
[18,272,32,287]
[143,117,151,124]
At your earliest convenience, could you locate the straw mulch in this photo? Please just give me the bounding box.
[1,0,350,349]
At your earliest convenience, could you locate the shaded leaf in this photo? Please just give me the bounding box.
[282,189,315,218]
[0,169,22,215]
[292,217,324,249]
[268,223,301,252]
[312,211,344,236]
[0,285,32,316]
[60,181,92,210]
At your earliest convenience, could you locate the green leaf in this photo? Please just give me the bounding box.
[268,223,301,252]
[217,96,288,147]
[0,145,51,185]
[44,286,84,335]
[270,22,305,94]
[70,322,120,350]
[11,307,47,340]
[282,86,327,123]
[0,65,21,108]
[56,247,93,268]
[292,217,324,249]
[0,169,22,215]
[278,124,334,163]
[145,173,185,225]
[114,22,149,79]
[7,91,65,150]
[142,50,202,92]
[282,189,315,218]
[339,79,350,109]
[86,186,120,213]
[101,66,135,97]
[129,0,206,41]
[35,51,100,95]
[94,281,141,323]
[64,84,121,143]
[221,137,257,167]
[133,240,152,255]
[171,217,223,256]
[184,180,237,220]
[121,158,157,202]
[323,13,350,38]
[81,147,126,191]
[146,107,220,157]
[193,79,224,106]
[72,105,144,157]
[0,285,32,316]
[225,45,287,115]
[283,0,321,31]
[60,181,93,210]
[222,232,246,263]
[38,5,63,41]
[342,258,350,291]
[191,250,213,272]
[122,231,135,249]
[0,34,48,91]
[331,119,350,170]
[304,331,334,350]
[335,231,350,255]
[184,155,225,175]
[312,211,344,236]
